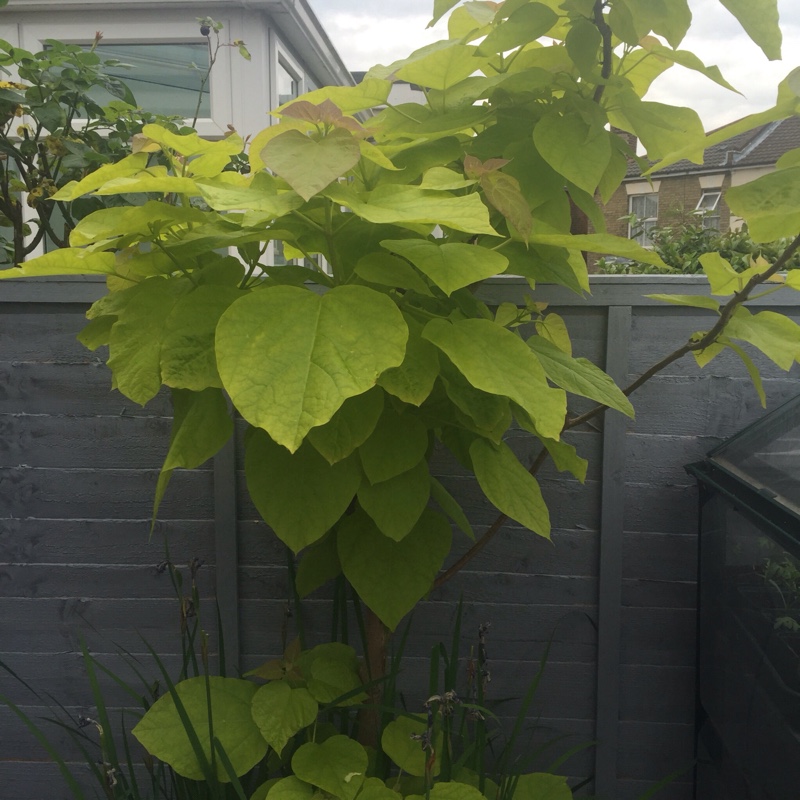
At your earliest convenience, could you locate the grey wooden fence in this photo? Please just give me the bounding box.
[2,275,799,800]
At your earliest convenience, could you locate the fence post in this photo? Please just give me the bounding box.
[594,304,632,796]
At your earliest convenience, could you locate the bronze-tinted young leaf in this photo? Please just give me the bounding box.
[261,128,361,201]
[480,171,532,241]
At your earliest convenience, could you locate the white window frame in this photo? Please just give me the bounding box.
[19,17,233,138]
[695,190,722,230]
[627,192,659,247]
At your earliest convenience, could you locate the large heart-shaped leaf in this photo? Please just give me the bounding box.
[292,736,368,800]
[308,389,384,465]
[216,285,408,452]
[261,128,361,201]
[422,318,566,440]
[161,285,244,391]
[108,278,192,405]
[358,459,431,541]
[514,772,573,800]
[358,406,430,484]
[251,683,318,756]
[245,430,362,552]
[534,112,612,196]
[338,508,451,630]
[382,716,441,777]
[132,677,266,782]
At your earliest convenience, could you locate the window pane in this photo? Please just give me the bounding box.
[697,191,721,211]
[90,43,211,118]
[278,61,300,106]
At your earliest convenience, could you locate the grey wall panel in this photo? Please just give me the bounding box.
[3,277,800,797]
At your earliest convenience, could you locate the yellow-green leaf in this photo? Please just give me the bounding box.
[396,44,486,91]
[470,438,550,538]
[261,128,361,202]
[216,285,408,452]
[423,318,566,439]
[724,306,800,370]
[381,239,508,296]
[251,683,318,756]
[725,166,800,242]
[245,430,362,552]
[718,0,781,60]
[132,677,266,782]
[338,508,451,630]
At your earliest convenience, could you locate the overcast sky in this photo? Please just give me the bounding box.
[310,0,800,130]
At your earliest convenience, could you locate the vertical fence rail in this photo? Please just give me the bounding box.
[594,304,633,796]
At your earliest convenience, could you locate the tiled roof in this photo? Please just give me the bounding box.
[625,115,800,179]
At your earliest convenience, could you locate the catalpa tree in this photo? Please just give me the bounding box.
[3,0,800,676]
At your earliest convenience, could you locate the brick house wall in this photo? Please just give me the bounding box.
[590,117,800,268]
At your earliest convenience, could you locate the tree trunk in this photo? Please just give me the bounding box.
[358,607,390,749]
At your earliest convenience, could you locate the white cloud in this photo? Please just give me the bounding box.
[312,0,800,129]
[316,12,441,72]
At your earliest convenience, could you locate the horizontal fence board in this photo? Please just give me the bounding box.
[619,665,696,725]
[620,608,696,667]
[0,413,171,469]
[621,579,696,610]
[1,466,214,519]
[622,531,698,583]
[0,563,215,599]
[0,598,217,653]
[0,518,215,565]
[0,309,94,362]
[0,651,217,706]
[617,720,696,781]
[0,361,173,416]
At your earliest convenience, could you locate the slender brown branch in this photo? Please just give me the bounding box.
[434,447,549,589]
[434,230,800,589]
[567,229,800,431]
[592,0,613,104]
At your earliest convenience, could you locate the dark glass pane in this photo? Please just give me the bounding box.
[91,43,210,118]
